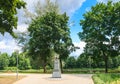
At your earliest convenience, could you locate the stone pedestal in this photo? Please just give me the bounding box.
[52,56,61,78]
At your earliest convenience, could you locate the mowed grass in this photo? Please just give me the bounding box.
[0,68,120,74]
[92,73,120,84]
[0,76,26,84]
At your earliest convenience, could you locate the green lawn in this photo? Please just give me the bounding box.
[0,68,105,74]
[92,73,120,84]
[0,68,120,74]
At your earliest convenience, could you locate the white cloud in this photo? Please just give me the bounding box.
[57,0,86,15]
[70,41,86,57]
[85,7,91,12]
[0,34,21,55]
[97,0,120,3]
[22,0,86,17]
[14,24,28,33]
[0,41,7,49]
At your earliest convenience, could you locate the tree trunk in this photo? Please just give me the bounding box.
[60,58,63,73]
[105,55,108,73]
[102,51,108,73]
[43,61,47,73]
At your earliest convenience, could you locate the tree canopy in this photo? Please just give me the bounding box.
[78,1,120,73]
[28,12,73,72]
[24,0,59,24]
[16,0,59,52]
[0,0,26,36]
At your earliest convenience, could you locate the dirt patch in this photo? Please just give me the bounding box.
[0,76,26,84]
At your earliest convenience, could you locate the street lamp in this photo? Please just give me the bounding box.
[15,49,19,80]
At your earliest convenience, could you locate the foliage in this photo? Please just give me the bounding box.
[92,74,120,84]
[16,0,60,71]
[65,56,76,69]
[64,54,120,69]
[9,52,17,67]
[92,75,104,84]
[18,53,31,70]
[0,0,26,36]
[76,53,94,68]
[0,53,9,70]
[24,0,59,24]
[78,1,120,73]
[28,12,73,72]
[9,52,31,70]
[4,67,17,72]
[16,0,59,50]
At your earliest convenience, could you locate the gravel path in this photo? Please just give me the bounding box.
[0,73,94,84]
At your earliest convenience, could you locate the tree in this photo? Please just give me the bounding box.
[0,0,26,36]
[65,56,76,69]
[16,0,59,52]
[76,53,94,68]
[112,55,120,68]
[78,1,120,73]
[18,53,31,70]
[28,12,73,73]
[0,53,9,69]
[9,52,17,67]
[24,0,59,24]
[9,51,31,70]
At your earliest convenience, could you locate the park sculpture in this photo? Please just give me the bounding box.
[52,54,61,78]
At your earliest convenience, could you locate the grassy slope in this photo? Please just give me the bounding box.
[92,73,120,84]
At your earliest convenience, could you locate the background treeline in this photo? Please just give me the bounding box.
[64,54,120,69]
[0,51,120,70]
[0,52,31,70]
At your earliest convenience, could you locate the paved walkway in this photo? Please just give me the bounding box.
[0,73,94,84]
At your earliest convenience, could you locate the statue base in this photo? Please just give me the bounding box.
[52,69,61,78]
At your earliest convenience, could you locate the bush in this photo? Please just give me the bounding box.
[4,67,17,72]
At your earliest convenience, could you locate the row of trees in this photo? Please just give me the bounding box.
[0,52,31,70]
[0,0,120,73]
[1,51,120,70]
[65,55,120,69]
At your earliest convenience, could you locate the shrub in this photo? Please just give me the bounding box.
[4,67,17,72]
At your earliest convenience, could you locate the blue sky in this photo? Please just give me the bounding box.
[70,0,97,43]
[0,0,120,56]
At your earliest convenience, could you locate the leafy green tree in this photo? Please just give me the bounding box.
[28,12,73,73]
[0,53,9,69]
[16,0,59,53]
[79,1,120,73]
[65,56,76,69]
[9,52,17,67]
[108,57,114,68]
[112,55,120,68]
[18,53,31,70]
[9,52,31,70]
[76,53,93,68]
[0,0,26,36]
